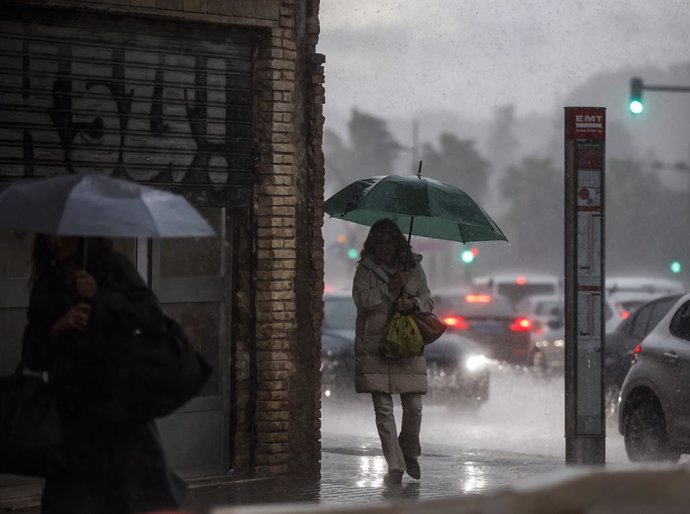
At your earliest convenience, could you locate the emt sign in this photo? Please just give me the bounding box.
[564,107,606,465]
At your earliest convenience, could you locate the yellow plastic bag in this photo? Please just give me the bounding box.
[380,312,424,359]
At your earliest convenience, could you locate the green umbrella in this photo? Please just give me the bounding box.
[324,166,508,244]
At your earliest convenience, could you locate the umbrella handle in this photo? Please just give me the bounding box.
[82,238,88,269]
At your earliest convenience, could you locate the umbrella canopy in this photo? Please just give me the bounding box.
[0,174,215,238]
[324,173,508,244]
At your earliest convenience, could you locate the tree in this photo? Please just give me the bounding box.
[323,109,401,188]
[420,133,490,201]
[498,157,563,271]
[348,109,401,179]
[606,159,687,275]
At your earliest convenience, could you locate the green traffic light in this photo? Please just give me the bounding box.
[347,248,359,260]
[460,249,475,264]
[629,77,644,115]
[629,100,644,114]
[670,261,682,274]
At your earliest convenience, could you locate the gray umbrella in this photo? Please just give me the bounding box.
[0,174,215,238]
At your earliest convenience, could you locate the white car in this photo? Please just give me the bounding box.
[618,293,690,462]
[607,276,685,319]
[524,295,623,370]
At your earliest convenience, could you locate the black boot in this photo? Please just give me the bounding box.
[404,456,420,479]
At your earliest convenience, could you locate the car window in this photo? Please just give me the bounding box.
[669,300,690,341]
[323,297,357,331]
[647,298,679,337]
[535,300,562,316]
[630,303,653,339]
[496,283,556,306]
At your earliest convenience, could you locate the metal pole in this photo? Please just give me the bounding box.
[564,107,606,465]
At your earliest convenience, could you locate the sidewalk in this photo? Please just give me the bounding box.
[183,434,565,512]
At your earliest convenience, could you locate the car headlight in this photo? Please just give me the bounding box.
[465,354,488,372]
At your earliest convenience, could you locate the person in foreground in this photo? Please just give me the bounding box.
[21,235,184,514]
[352,218,434,485]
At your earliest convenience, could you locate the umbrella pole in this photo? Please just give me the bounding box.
[82,238,88,269]
[407,216,414,246]
[403,216,414,271]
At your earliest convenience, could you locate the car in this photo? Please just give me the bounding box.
[604,294,684,402]
[606,276,685,319]
[529,326,565,372]
[515,294,563,336]
[433,290,532,365]
[321,292,490,408]
[618,293,690,462]
[471,273,561,308]
[423,331,490,408]
[524,295,624,371]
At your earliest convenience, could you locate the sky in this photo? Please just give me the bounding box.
[317,0,690,123]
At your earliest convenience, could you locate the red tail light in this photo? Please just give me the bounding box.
[631,342,642,364]
[510,317,532,332]
[443,315,469,330]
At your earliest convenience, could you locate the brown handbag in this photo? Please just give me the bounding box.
[412,311,447,345]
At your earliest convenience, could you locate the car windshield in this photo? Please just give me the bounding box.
[434,294,516,317]
[324,296,357,331]
[497,283,557,306]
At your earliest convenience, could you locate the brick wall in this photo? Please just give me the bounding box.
[252,0,325,478]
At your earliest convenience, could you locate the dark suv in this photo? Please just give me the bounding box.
[618,293,690,462]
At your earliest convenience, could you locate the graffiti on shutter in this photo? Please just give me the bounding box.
[0,9,253,188]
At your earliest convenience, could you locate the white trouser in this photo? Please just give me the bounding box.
[371,392,423,472]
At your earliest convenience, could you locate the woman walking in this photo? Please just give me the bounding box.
[352,218,434,485]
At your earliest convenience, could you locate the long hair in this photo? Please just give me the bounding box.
[360,218,415,270]
[30,235,113,284]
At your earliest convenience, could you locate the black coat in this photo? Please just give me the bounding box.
[22,251,185,514]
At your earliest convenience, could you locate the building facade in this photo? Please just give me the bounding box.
[0,0,325,505]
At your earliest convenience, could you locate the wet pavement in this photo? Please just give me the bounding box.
[183,433,566,511]
[182,368,633,512]
[13,368,660,513]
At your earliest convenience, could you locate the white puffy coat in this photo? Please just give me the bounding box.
[352,253,434,394]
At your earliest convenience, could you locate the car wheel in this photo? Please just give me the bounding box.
[623,401,680,462]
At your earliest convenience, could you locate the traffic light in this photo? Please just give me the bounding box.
[629,78,644,114]
[459,246,478,264]
[347,247,359,260]
[670,261,682,274]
